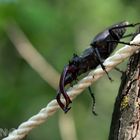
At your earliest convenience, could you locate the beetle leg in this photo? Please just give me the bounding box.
[109,23,140,40]
[110,22,140,31]
[93,47,113,81]
[114,67,124,74]
[107,40,140,46]
[121,33,137,39]
[88,87,98,116]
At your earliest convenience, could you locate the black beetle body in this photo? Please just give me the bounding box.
[56,21,140,113]
[64,21,128,86]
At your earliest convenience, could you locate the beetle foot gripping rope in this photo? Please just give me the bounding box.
[3,34,140,140]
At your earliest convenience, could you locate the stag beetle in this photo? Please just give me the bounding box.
[56,21,140,114]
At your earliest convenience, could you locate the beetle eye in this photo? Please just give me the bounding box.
[74,57,80,66]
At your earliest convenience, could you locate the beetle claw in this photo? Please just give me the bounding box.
[64,106,71,113]
[56,93,65,110]
[64,95,72,113]
[56,89,72,113]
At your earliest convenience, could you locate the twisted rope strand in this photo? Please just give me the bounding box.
[3,34,140,140]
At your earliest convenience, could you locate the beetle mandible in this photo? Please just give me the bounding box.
[56,21,140,113]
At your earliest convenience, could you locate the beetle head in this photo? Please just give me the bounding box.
[57,54,80,112]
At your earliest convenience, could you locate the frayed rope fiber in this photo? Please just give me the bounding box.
[3,34,140,140]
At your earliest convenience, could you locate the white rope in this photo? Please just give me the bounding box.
[3,34,140,140]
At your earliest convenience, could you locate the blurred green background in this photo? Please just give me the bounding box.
[0,0,139,140]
